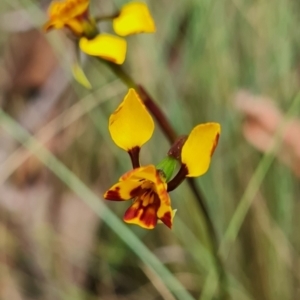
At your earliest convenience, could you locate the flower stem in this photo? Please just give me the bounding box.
[138,86,177,143]
[167,164,188,192]
[102,60,229,299]
[128,147,140,169]
[94,13,119,23]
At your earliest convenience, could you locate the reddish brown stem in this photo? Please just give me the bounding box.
[138,86,177,144]
[128,147,140,169]
[167,164,188,192]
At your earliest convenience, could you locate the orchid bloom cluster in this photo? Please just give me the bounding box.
[104,89,220,229]
[43,0,155,64]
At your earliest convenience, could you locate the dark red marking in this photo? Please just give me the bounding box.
[130,186,142,198]
[110,105,123,119]
[210,133,220,157]
[100,56,117,64]
[140,205,157,228]
[128,147,140,169]
[138,194,160,227]
[124,202,141,220]
[124,192,160,228]
[105,187,124,201]
[159,211,172,229]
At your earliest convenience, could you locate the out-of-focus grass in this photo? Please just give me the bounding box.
[1,0,300,299]
[0,108,196,300]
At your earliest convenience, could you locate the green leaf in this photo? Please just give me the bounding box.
[72,62,92,89]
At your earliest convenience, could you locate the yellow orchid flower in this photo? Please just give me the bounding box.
[104,165,173,229]
[43,0,90,35]
[104,89,221,229]
[43,0,156,65]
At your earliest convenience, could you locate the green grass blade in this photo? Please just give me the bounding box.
[0,109,195,300]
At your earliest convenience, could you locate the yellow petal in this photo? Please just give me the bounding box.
[48,0,89,21]
[66,19,85,35]
[120,165,157,182]
[104,180,142,201]
[109,89,154,151]
[113,2,156,36]
[105,165,158,200]
[72,62,92,89]
[44,0,89,34]
[79,34,127,64]
[181,123,221,177]
[154,171,173,228]
[43,18,84,35]
[43,20,63,32]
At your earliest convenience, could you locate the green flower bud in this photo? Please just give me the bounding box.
[156,156,177,182]
[83,19,99,39]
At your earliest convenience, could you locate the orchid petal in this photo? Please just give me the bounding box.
[181,123,220,177]
[79,34,127,64]
[113,2,156,36]
[109,89,154,151]
[123,192,159,229]
[104,180,142,201]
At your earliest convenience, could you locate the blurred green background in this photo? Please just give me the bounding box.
[1,0,300,299]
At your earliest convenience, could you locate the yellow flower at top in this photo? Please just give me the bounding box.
[104,89,221,229]
[43,0,89,35]
[43,0,156,65]
[113,2,156,36]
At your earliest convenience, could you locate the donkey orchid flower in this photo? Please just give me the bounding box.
[104,89,221,229]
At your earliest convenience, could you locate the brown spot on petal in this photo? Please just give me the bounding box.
[130,186,142,198]
[140,206,157,228]
[124,193,160,229]
[124,201,142,220]
[100,56,117,63]
[109,106,123,126]
[210,133,220,157]
[113,105,123,114]
[159,211,172,229]
[104,187,123,201]
[43,22,54,32]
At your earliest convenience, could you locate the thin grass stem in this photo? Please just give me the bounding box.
[0,109,195,300]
